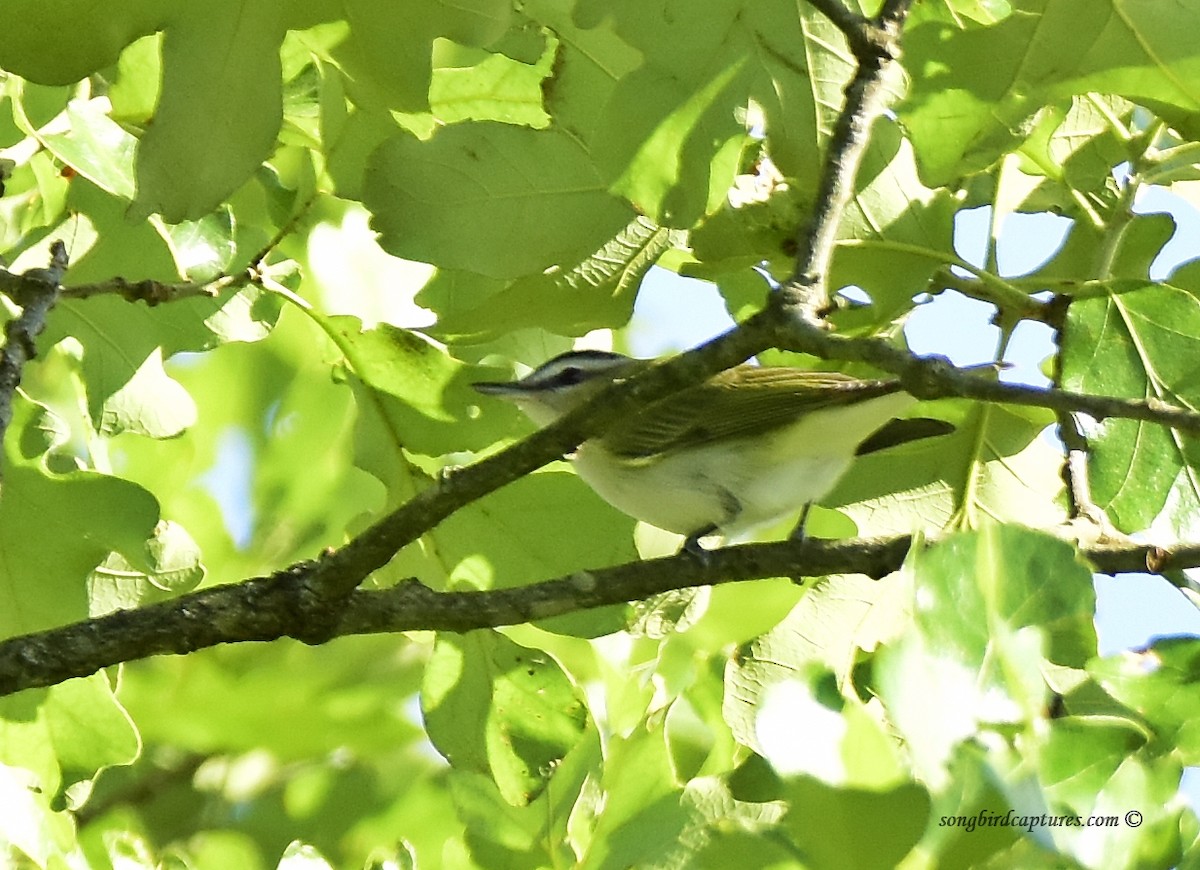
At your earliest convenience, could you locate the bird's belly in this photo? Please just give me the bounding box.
[573,440,855,537]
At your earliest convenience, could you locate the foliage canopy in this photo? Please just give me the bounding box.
[3,0,1200,867]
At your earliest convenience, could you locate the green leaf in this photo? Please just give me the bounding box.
[522,0,642,145]
[105,312,375,582]
[166,208,238,282]
[778,777,929,870]
[583,728,786,869]
[132,2,286,221]
[917,745,1026,867]
[89,520,205,615]
[0,0,164,86]
[334,0,513,112]
[0,677,140,801]
[448,728,597,866]
[753,671,909,789]
[1014,95,1133,215]
[277,841,335,870]
[678,577,805,651]
[334,2,437,113]
[429,40,553,128]
[688,827,802,869]
[1040,719,1148,813]
[42,180,280,438]
[118,636,426,761]
[0,400,160,641]
[689,177,805,279]
[430,469,637,635]
[665,693,717,783]
[333,319,517,455]
[324,102,400,203]
[41,101,137,200]
[1060,280,1200,536]
[44,291,202,438]
[830,121,959,318]
[568,0,858,224]
[725,574,908,749]
[4,2,1200,864]
[876,526,1097,783]
[1088,637,1200,764]
[902,1,1200,185]
[0,763,83,867]
[600,57,749,225]
[364,123,635,279]
[421,630,589,805]
[1039,730,1190,870]
[830,401,1064,536]
[109,34,163,124]
[743,0,855,185]
[421,217,683,342]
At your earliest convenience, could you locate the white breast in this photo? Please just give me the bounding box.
[572,392,915,538]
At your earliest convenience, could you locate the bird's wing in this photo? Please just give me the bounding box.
[854,417,955,456]
[599,368,904,458]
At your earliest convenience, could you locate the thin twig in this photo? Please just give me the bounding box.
[771,317,1200,433]
[1056,412,1103,522]
[932,269,1055,324]
[60,276,226,305]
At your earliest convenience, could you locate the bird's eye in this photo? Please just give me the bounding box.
[557,366,585,386]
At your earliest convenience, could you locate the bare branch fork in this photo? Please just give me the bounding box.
[1,0,1198,697]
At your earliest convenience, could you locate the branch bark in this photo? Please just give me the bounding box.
[0,242,67,447]
[782,0,915,315]
[1,534,1196,697]
[771,318,1200,432]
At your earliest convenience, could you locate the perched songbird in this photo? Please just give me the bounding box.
[474,350,950,552]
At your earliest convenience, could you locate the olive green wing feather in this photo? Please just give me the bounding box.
[598,367,905,458]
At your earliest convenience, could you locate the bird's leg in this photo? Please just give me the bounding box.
[789,502,813,542]
[682,524,718,564]
[785,503,817,587]
[683,488,741,561]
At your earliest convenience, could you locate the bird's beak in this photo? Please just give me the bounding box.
[472,380,525,398]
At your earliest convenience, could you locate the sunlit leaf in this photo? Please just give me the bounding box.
[422,631,589,805]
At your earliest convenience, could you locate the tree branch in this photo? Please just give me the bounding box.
[782,0,915,315]
[60,276,225,305]
[931,268,1056,325]
[803,0,868,41]
[1,533,1197,697]
[0,242,67,447]
[0,261,242,307]
[771,317,1200,433]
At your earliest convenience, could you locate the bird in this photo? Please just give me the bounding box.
[473,350,951,553]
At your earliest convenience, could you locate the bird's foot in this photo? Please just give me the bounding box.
[682,525,719,565]
[788,503,813,542]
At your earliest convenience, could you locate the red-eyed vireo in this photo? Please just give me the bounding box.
[474,350,950,552]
